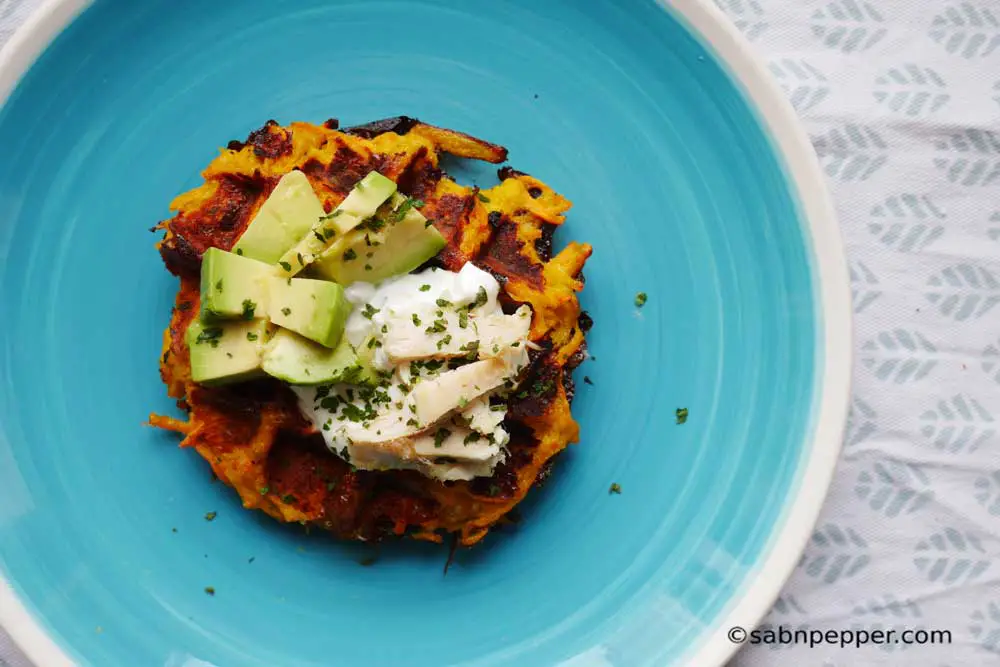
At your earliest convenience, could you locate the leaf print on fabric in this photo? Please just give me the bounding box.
[981,338,1000,384]
[925,265,1000,321]
[846,396,878,447]
[769,58,829,112]
[921,395,996,454]
[853,595,922,619]
[811,0,887,53]
[713,0,768,40]
[850,260,882,313]
[855,460,934,517]
[799,524,870,584]
[874,65,950,116]
[771,595,808,616]
[969,602,1000,653]
[868,194,946,253]
[933,130,1000,186]
[813,125,888,181]
[929,4,1000,58]
[988,211,1000,242]
[974,470,1000,515]
[861,329,937,383]
[914,528,991,585]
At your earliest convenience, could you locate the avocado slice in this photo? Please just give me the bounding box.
[267,276,351,348]
[261,328,365,385]
[277,171,397,276]
[186,318,270,386]
[311,193,445,285]
[232,171,326,264]
[199,248,273,321]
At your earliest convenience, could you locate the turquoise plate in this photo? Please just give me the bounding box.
[0,1,850,665]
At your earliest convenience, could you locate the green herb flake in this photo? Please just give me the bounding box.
[609,483,622,495]
[434,428,451,448]
[425,319,447,335]
[436,334,453,350]
[472,286,488,308]
[361,303,379,320]
[235,248,244,256]
[583,376,594,385]
[278,261,292,272]
[463,432,481,445]
[411,313,422,326]
[343,248,357,261]
[259,486,270,495]
[313,230,325,243]
[477,193,490,203]
[204,586,216,596]
[214,279,223,293]
[281,494,296,504]
[435,298,452,308]
[635,292,648,308]
[241,299,257,320]
[458,310,469,329]
[676,407,689,425]
[195,327,224,347]
[419,284,431,292]
[204,511,217,521]
[281,307,291,316]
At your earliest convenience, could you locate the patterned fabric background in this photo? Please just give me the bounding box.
[1,1,999,666]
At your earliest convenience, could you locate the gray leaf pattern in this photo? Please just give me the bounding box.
[855,460,934,517]
[929,3,1000,58]
[989,211,1000,242]
[861,329,937,383]
[850,259,882,313]
[846,396,878,447]
[970,602,1000,653]
[771,595,807,616]
[973,470,1000,515]
[800,524,871,583]
[853,595,922,618]
[921,395,996,453]
[713,0,769,41]
[813,125,889,181]
[933,130,1000,186]
[874,65,950,116]
[925,265,1000,321]
[868,194,946,252]
[914,528,991,585]
[981,338,1000,384]
[811,0,887,53]
[769,58,829,112]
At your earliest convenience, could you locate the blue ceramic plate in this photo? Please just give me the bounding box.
[0,1,850,665]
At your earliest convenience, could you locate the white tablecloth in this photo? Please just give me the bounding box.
[2,1,999,665]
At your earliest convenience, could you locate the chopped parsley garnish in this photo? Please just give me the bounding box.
[343,248,357,261]
[246,331,258,341]
[313,230,325,243]
[609,483,622,495]
[214,279,223,293]
[204,586,216,596]
[361,303,379,319]
[241,299,256,320]
[477,193,490,203]
[436,334,453,350]
[381,324,388,334]
[204,511,217,521]
[676,407,689,425]
[635,292,648,308]
[406,418,420,427]
[323,226,335,239]
[259,486,269,495]
[235,248,244,255]
[425,319,447,334]
[411,313,422,326]
[391,197,425,222]
[195,327,224,347]
[463,432,481,444]
[472,286,488,308]
[433,428,451,448]
[419,284,431,292]
[296,252,305,266]
[320,209,343,220]
[281,307,291,316]
[278,261,292,272]
[365,264,373,271]
[435,298,452,308]
[457,397,469,408]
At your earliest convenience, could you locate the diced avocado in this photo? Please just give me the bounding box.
[277,171,397,276]
[261,328,364,385]
[199,248,273,321]
[311,193,445,285]
[186,318,270,386]
[267,277,350,348]
[232,171,326,264]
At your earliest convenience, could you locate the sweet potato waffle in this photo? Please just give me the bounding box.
[150,117,592,546]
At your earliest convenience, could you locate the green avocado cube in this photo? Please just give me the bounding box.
[186,318,270,386]
[277,170,397,276]
[232,170,327,264]
[261,328,364,385]
[199,248,273,321]
[267,276,350,348]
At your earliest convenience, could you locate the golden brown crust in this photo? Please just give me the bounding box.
[152,118,591,546]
